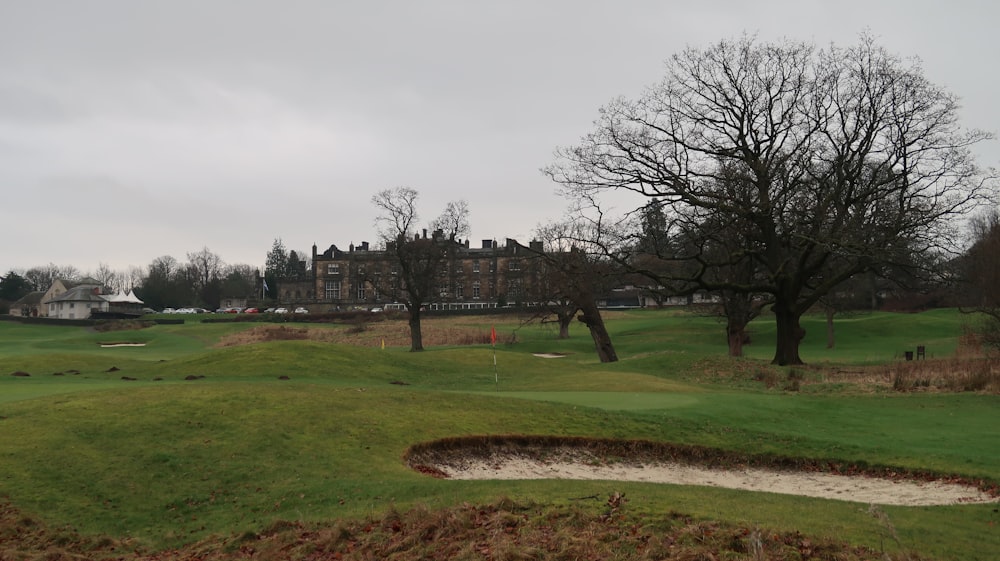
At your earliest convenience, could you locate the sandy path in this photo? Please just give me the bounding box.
[432,455,997,507]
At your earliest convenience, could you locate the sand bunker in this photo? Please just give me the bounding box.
[410,439,998,507]
[435,454,995,506]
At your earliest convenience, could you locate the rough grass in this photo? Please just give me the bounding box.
[1,309,998,560]
[0,497,922,561]
[214,317,506,348]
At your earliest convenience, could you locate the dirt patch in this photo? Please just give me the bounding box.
[407,436,1000,507]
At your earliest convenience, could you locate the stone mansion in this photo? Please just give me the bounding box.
[274,233,547,312]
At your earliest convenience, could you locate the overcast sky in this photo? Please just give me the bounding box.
[2,0,997,275]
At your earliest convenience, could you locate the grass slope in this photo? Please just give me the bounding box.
[0,310,997,559]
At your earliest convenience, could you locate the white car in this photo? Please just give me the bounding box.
[273,307,289,314]
[293,307,309,314]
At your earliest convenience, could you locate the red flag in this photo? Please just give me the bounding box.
[490,325,497,345]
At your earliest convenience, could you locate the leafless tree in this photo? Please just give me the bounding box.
[432,200,471,241]
[524,220,619,363]
[92,262,120,293]
[186,247,225,308]
[187,247,224,289]
[137,255,192,310]
[547,34,995,365]
[523,223,580,340]
[23,263,81,291]
[372,187,468,351]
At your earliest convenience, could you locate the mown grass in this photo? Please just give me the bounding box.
[0,309,997,559]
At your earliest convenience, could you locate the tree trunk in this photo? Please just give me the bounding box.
[577,304,618,363]
[771,303,805,365]
[557,311,573,339]
[726,321,746,357]
[408,307,424,352]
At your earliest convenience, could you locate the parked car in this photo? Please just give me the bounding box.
[274,307,289,314]
[293,307,309,314]
[243,307,260,314]
[369,307,383,313]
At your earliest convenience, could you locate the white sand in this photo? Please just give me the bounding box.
[432,454,997,507]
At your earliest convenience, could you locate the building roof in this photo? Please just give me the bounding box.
[105,290,144,304]
[12,291,44,306]
[47,285,106,304]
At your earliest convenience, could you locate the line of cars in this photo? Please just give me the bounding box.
[158,307,309,314]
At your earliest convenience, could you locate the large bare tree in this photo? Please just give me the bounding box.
[186,247,225,309]
[23,263,81,291]
[547,35,994,365]
[372,187,468,352]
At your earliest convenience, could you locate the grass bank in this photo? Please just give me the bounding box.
[0,309,997,559]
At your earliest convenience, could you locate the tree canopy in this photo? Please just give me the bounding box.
[547,34,995,365]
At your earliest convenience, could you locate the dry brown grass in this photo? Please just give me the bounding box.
[867,333,1000,393]
[215,316,527,349]
[0,497,923,561]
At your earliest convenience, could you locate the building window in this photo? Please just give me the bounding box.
[357,282,366,300]
[358,265,365,276]
[472,260,480,273]
[456,283,463,298]
[509,279,521,298]
[489,260,495,273]
[472,281,480,299]
[327,263,339,275]
[509,259,520,271]
[325,280,340,299]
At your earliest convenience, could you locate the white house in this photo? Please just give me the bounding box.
[46,284,107,319]
[45,285,145,319]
